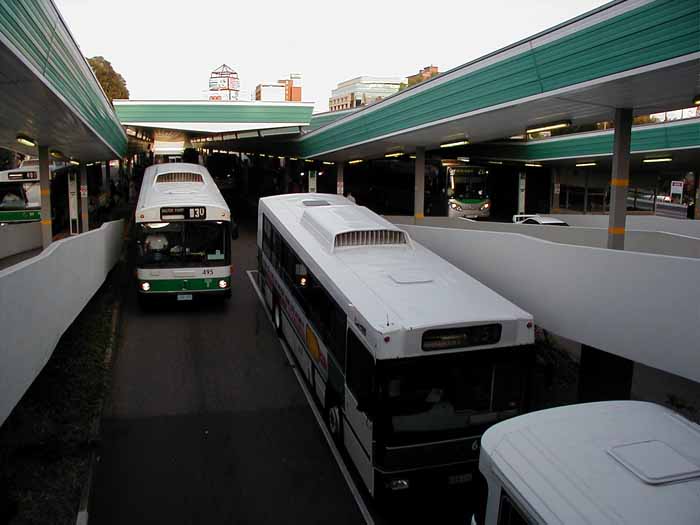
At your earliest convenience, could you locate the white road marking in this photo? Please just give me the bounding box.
[246,270,374,525]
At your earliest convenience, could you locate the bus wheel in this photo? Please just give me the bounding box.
[327,404,342,444]
[273,303,282,335]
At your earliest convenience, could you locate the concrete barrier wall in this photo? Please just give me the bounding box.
[0,219,123,426]
[401,224,700,384]
[385,216,700,259]
[552,214,700,239]
[0,222,42,259]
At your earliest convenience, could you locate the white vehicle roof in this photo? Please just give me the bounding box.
[136,163,230,222]
[513,214,567,225]
[259,193,533,359]
[480,401,700,524]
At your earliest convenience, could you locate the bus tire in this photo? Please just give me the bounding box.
[137,294,151,311]
[327,403,342,444]
[273,302,283,336]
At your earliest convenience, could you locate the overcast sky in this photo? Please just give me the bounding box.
[56,0,609,113]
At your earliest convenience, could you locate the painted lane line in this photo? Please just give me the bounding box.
[246,270,374,525]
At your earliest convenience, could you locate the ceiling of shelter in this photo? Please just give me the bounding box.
[0,1,126,161]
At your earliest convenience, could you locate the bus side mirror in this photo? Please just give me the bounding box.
[231,222,239,240]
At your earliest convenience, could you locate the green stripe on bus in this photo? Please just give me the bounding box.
[0,210,41,222]
[455,199,486,205]
[140,276,230,292]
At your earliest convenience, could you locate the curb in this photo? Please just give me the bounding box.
[75,296,121,525]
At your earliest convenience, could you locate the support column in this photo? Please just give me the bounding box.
[414,147,425,219]
[102,161,109,192]
[38,146,52,249]
[694,172,700,220]
[607,108,633,250]
[80,164,89,232]
[517,172,526,214]
[68,169,79,235]
[551,169,561,212]
[336,162,344,195]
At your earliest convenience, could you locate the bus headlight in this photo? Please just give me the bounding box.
[480,202,490,211]
[450,202,462,211]
[141,281,151,292]
[218,279,228,289]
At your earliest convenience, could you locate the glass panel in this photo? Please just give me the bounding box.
[137,222,228,268]
[0,183,28,209]
[377,349,530,444]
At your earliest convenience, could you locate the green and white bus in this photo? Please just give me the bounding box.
[258,193,534,500]
[135,163,234,303]
[447,166,491,219]
[0,167,41,224]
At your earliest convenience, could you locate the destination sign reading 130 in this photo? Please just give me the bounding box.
[160,207,207,220]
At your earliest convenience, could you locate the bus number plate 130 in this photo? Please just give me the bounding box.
[160,207,207,220]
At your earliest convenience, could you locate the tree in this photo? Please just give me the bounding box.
[87,56,129,103]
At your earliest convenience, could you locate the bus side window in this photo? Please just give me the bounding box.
[497,490,531,525]
[307,282,347,368]
[271,227,281,267]
[262,215,272,259]
[346,330,374,406]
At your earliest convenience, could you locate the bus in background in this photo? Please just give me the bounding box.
[135,163,234,304]
[447,165,491,219]
[0,167,42,224]
[258,193,534,500]
[475,401,700,524]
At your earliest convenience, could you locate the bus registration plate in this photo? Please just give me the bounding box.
[177,294,193,301]
[448,473,472,485]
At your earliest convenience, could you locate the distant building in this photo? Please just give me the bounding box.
[406,65,440,87]
[328,76,403,112]
[255,83,286,102]
[207,64,240,101]
[255,73,303,102]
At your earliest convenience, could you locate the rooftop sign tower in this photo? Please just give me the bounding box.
[208,64,240,101]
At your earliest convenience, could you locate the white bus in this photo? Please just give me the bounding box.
[135,163,234,303]
[475,401,700,524]
[0,167,42,223]
[257,193,534,499]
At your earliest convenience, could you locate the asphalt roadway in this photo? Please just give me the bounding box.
[90,219,473,525]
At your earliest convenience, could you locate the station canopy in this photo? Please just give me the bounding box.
[115,1,700,163]
[0,2,126,162]
[114,100,315,156]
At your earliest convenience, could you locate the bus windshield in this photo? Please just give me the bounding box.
[448,168,489,201]
[0,183,28,210]
[376,349,529,446]
[137,221,229,268]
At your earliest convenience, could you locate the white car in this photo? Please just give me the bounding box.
[512,214,568,226]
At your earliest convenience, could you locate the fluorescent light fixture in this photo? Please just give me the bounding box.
[576,162,597,167]
[525,163,543,167]
[643,157,672,163]
[304,159,314,163]
[323,161,334,165]
[50,150,63,159]
[440,140,469,148]
[348,159,363,164]
[526,121,571,134]
[409,155,416,159]
[69,160,79,166]
[694,96,700,106]
[384,152,403,158]
[16,135,36,148]
[488,161,503,165]
[457,157,470,163]
[289,157,298,161]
